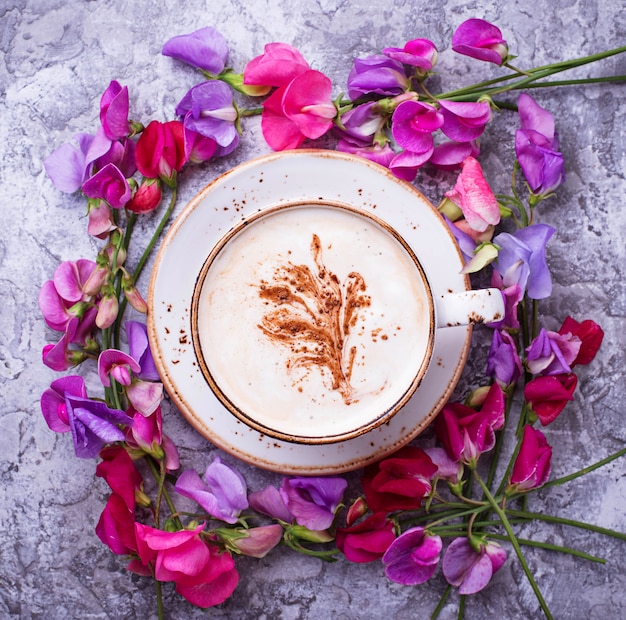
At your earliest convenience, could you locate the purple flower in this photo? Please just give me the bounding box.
[98,349,141,386]
[337,139,396,168]
[175,81,239,156]
[391,100,443,153]
[280,476,347,531]
[515,94,565,196]
[82,163,131,208]
[162,27,229,74]
[389,149,434,181]
[174,457,248,524]
[487,274,523,331]
[438,100,491,143]
[99,80,130,141]
[383,39,438,73]
[40,375,87,432]
[44,132,102,194]
[493,224,555,299]
[451,18,509,66]
[347,55,408,100]
[442,537,507,594]
[526,328,581,375]
[248,485,294,523]
[335,101,385,143]
[382,527,443,585]
[487,329,522,387]
[429,140,479,170]
[126,321,160,381]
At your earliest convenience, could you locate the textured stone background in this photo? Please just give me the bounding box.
[2,0,626,618]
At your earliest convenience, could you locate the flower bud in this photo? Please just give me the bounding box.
[285,524,334,544]
[345,497,368,527]
[96,294,119,329]
[126,178,162,214]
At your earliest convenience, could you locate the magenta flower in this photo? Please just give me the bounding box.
[509,425,552,491]
[438,99,491,143]
[261,69,335,151]
[443,537,507,594]
[493,223,555,299]
[486,329,523,387]
[337,139,396,167]
[99,80,130,141]
[424,447,463,484]
[383,39,438,73]
[389,149,434,181]
[248,485,294,523]
[96,492,138,555]
[451,18,509,66]
[391,100,443,153]
[524,373,577,425]
[444,156,500,233]
[183,127,217,164]
[280,476,347,531]
[382,527,443,585]
[162,26,228,74]
[96,445,143,513]
[175,81,239,156]
[135,120,187,181]
[124,406,179,470]
[40,375,87,433]
[126,178,162,214]
[525,328,581,376]
[487,272,523,330]
[515,93,565,196]
[243,42,310,92]
[175,457,248,524]
[335,512,396,563]
[347,55,408,100]
[82,162,131,208]
[98,349,140,386]
[429,140,480,170]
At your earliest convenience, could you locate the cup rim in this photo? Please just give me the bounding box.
[190,199,436,444]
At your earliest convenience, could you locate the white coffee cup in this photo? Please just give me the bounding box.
[191,201,503,444]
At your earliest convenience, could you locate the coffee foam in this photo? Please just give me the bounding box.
[193,203,433,441]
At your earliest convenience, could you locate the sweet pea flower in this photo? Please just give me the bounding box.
[82,162,132,208]
[438,100,491,143]
[382,527,443,585]
[486,329,523,387]
[335,512,396,563]
[99,80,130,141]
[493,223,555,299]
[133,523,239,608]
[96,445,143,512]
[516,93,565,196]
[162,26,228,74]
[126,178,162,213]
[451,18,509,66]
[444,156,500,233]
[183,127,218,164]
[509,425,552,492]
[424,447,464,485]
[175,457,248,524]
[280,476,347,531]
[558,316,604,367]
[337,139,396,167]
[261,70,336,151]
[389,149,434,181]
[335,101,386,143]
[429,140,480,171]
[40,375,87,433]
[383,39,438,74]
[435,383,505,465]
[87,200,117,238]
[361,446,438,512]
[135,120,187,183]
[487,272,523,330]
[221,524,284,558]
[347,55,409,100]
[526,328,581,376]
[391,100,443,154]
[524,373,577,425]
[126,321,160,381]
[98,349,140,386]
[96,491,138,555]
[243,42,310,92]
[42,331,84,371]
[124,406,180,470]
[442,537,507,594]
[248,485,294,523]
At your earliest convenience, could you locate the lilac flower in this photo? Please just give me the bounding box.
[335,101,386,143]
[175,81,239,156]
[383,39,438,73]
[99,80,130,141]
[391,100,443,153]
[280,476,347,531]
[347,55,408,100]
[382,527,443,585]
[487,273,523,331]
[451,18,509,66]
[493,224,555,299]
[443,537,507,594]
[438,100,491,143]
[515,93,565,196]
[82,163,131,208]
[162,27,229,74]
[248,485,294,523]
[175,457,248,524]
[525,328,581,375]
[486,329,523,387]
[126,321,160,381]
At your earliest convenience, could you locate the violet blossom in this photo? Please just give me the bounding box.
[383,38,438,74]
[347,55,408,100]
[382,527,443,585]
[99,80,131,141]
[162,26,229,74]
[280,476,347,531]
[525,328,581,376]
[451,18,509,66]
[175,457,248,524]
[486,328,523,387]
[492,223,555,299]
[248,485,294,523]
[438,100,491,143]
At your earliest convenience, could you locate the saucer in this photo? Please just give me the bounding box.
[147,150,471,474]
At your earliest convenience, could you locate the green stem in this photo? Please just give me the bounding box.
[430,585,452,620]
[475,474,553,620]
[155,580,164,620]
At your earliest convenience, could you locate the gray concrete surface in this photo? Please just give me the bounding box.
[1,0,625,618]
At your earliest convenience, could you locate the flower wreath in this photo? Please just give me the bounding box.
[39,18,625,619]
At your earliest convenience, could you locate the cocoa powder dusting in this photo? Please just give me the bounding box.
[258,234,370,404]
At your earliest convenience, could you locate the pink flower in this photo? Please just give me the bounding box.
[133,523,239,608]
[98,349,140,386]
[40,375,87,433]
[429,140,480,170]
[509,425,552,491]
[391,100,443,154]
[383,39,438,74]
[82,162,132,208]
[451,18,509,66]
[99,80,131,141]
[382,527,443,585]
[227,524,283,558]
[126,178,162,214]
[438,99,492,143]
[243,42,310,93]
[135,120,187,183]
[248,485,294,523]
[335,512,396,563]
[525,328,581,376]
[524,373,577,425]
[444,156,500,233]
[124,406,180,470]
[443,537,507,594]
[261,69,336,150]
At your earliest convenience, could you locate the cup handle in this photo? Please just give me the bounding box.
[435,288,505,329]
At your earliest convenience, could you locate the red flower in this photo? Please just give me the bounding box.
[524,373,577,425]
[361,446,438,513]
[509,425,552,491]
[558,316,604,367]
[335,512,396,563]
[126,178,162,213]
[135,120,187,183]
